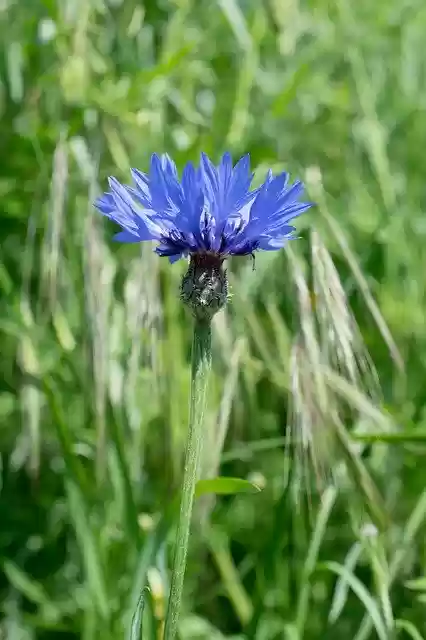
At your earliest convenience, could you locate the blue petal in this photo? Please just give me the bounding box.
[227,237,258,255]
[94,152,313,259]
[149,154,175,212]
[95,187,138,234]
[248,173,289,223]
[276,179,304,206]
[263,203,313,232]
[181,161,199,198]
[168,253,184,264]
[97,178,164,241]
[217,152,233,194]
[257,234,297,250]
[199,152,256,251]
[130,169,152,208]
[113,230,143,243]
[95,193,115,215]
[199,209,216,251]
[155,239,186,258]
[243,175,312,241]
[180,161,205,237]
[227,154,254,209]
[162,159,183,207]
[161,153,179,178]
[108,176,136,208]
[200,152,255,225]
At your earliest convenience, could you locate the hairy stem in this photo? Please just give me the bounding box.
[164,319,212,640]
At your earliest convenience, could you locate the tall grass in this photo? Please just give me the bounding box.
[1,0,426,638]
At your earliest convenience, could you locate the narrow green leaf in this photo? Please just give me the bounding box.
[333,417,388,530]
[130,588,149,640]
[284,624,300,640]
[354,431,426,444]
[320,561,388,640]
[217,0,252,51]
[329,542,363,623]
[296,486,337,635]
[395,619,425,640]
[404,577,426,591]
[66,481,110,622]
[102,122,130,174]
[195,477,261,498]
[3,560,57,619]
[355,489,426,640]
[207,526,253,626]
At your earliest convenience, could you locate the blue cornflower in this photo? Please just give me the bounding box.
[94,152,313,264]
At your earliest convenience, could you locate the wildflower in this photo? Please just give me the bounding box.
[95,152,313,319]
[95,155,313,639]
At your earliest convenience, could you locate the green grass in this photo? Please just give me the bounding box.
[2,0,426,638]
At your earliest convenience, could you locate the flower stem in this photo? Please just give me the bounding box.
[164,319,212,640]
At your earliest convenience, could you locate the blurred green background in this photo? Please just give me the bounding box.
[2,0,426,638]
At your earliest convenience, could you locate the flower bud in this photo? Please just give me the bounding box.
[180,254,228,321]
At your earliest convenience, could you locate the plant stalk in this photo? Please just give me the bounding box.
[163,319,212,640]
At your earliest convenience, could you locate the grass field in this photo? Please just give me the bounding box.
[2,0,426,638]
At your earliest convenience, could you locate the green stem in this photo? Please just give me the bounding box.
[164,319,212,640]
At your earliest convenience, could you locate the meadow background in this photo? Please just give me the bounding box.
[2,0,426,638]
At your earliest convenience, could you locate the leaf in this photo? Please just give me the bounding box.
[284,624,300,640]
[355,489,426,640]
[329,542,363,623]
[404,577,426,592]
[296,486,337,635]
[66,481,110,622]
[126,500,178,631]
[130,588,149,640]
[195,477,262,498]
[217,0,252,52]
[207,527,253,626]
[320,561,388,640]
[103,122,130,174]
[354,431,426,444]
[3,561,55,612]
[395,619,425,640]
[179,615,228,639]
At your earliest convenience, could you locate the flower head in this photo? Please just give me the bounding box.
[94,152,313,264]
[95,152,313,320]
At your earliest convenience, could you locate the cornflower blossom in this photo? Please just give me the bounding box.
[95,152,313,318]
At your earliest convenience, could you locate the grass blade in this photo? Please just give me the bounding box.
[320,561,388,640]
[130,588,149,640]
[295,486,337,635]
